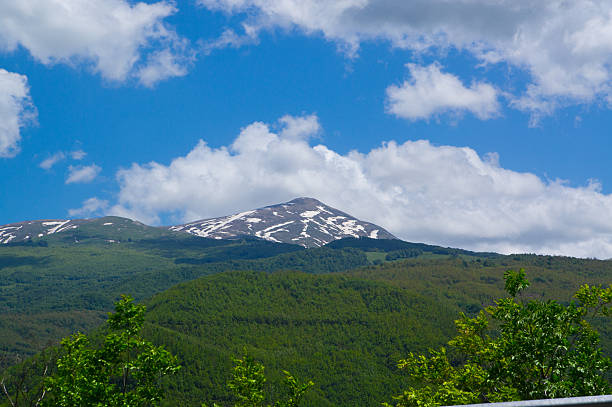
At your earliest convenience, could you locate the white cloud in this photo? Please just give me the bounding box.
[40,149,88,169]
[137,45,194,87]
[70,150,87,160]
[0,69,35,157]
[66,164,101,184]
[103,114,612,258]
[40,151,66,169]
[0,0,192,85]
[386,63,500,121]
[202,28,259,55]
[198,0,612,114]
[278,114,321,139]
[68,197,109,217]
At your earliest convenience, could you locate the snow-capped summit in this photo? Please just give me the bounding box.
[168,197,396,248]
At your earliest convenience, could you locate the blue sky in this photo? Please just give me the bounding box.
[2,0,612,257]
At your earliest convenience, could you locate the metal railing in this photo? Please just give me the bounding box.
[443,396,612,407]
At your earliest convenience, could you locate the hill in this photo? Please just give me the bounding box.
[142,270,458,406]
[0,233,611,405]
[1,231,611,366]
[0,232,373,364]
[139,257,610,406]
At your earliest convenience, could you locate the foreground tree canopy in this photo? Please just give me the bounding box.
[385,269,612,407]
[203,353,314,407]
[43,295,180,407]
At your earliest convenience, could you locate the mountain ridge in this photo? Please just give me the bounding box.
[0,197,396,248]
[0,216,170,244]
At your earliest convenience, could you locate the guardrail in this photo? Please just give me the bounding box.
[443,396,612,407]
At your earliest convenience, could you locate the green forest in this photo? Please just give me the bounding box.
[0,226,611,405]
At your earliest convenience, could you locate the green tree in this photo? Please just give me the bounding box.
[385,269,612,407]
[0,349,55,407]
[205,353,313,407]
[43,295,180,407]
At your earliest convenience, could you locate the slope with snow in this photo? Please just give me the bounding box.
[168,197,396,248]
[0,216,166,244]
[0,219,84,244]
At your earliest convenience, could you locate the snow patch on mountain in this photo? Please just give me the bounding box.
[0,220,79,243]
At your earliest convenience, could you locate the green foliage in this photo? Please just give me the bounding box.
[0,348,56,407]
[326,237,499,258]
[385,249,423,261]
[42,295,179,407]
[142,270,456,406]
[2,232,612,406]
[2,230,612,365]
[385,270,612,407]
[503,268,529,297]
[204,354,313,407]
[0,237,364,361]
[227,355,266,407]
[348,255,612,359]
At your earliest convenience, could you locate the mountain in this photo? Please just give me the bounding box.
[1,222,611,402]
[0,216,174,244]
[0,198,395,248]
[168,197,396,247]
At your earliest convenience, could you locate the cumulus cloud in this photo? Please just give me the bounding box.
[102,114,612,258]
[386,63,500,121]
[0,0,192,85]
[66,164,101,184]
[277,114,321,139]
[68,197,109,217]
[197,0,612,114]
[0,69,35,157]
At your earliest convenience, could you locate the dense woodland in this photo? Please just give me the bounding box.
[0,225,611,405]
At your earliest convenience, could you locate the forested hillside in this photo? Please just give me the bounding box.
[0,234,370,364]
[1,234,611,405]
[142,271,458,406]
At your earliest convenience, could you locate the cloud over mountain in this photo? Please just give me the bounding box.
[81,114,612,258]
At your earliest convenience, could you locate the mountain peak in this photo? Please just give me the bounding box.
[284,197,322,205]
[169,198,396,248]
